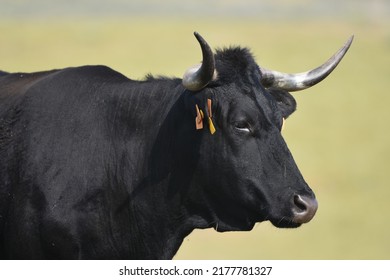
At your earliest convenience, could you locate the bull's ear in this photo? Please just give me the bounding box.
[268,88,297,119]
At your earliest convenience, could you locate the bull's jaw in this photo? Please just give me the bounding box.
[211,219,256,233]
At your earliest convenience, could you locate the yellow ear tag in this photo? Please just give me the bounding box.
[208,117,216,134]
[207,99,216,135]
[195,104,203,130]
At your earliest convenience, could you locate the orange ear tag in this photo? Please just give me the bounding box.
[207,99,216,135]
[195,104,204,130]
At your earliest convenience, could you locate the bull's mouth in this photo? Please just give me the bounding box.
[209,194,318,232]
[270,218,302,229]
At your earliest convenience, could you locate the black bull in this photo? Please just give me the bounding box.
[0,33,352,259]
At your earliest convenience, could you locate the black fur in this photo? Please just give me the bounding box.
[0,47,314,259]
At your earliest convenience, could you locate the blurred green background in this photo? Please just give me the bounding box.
[1,0,389,259]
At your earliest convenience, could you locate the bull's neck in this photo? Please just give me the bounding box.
[132,186,209,259]
[119,79,210,259]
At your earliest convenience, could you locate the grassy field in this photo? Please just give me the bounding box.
[1,18,389,259]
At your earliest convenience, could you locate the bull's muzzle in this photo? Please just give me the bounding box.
[292,194,318,224]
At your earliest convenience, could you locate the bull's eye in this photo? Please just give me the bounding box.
[281,117,286,131]
[234,121,251,133]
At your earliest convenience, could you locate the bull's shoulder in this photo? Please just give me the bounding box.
[56,65,130,83]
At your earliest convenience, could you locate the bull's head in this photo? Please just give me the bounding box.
[182,32,352,230]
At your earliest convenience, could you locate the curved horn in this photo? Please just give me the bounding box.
[260,35,354,92]
[182,32,216,91]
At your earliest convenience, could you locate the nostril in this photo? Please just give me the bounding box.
[292,194,318,224]
[294,195,308,212]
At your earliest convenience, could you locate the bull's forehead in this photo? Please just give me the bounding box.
[212,47,280,119]
[214,47,261,85]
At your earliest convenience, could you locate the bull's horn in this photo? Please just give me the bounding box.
[183,32,216,91]
[260,35,354,92]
